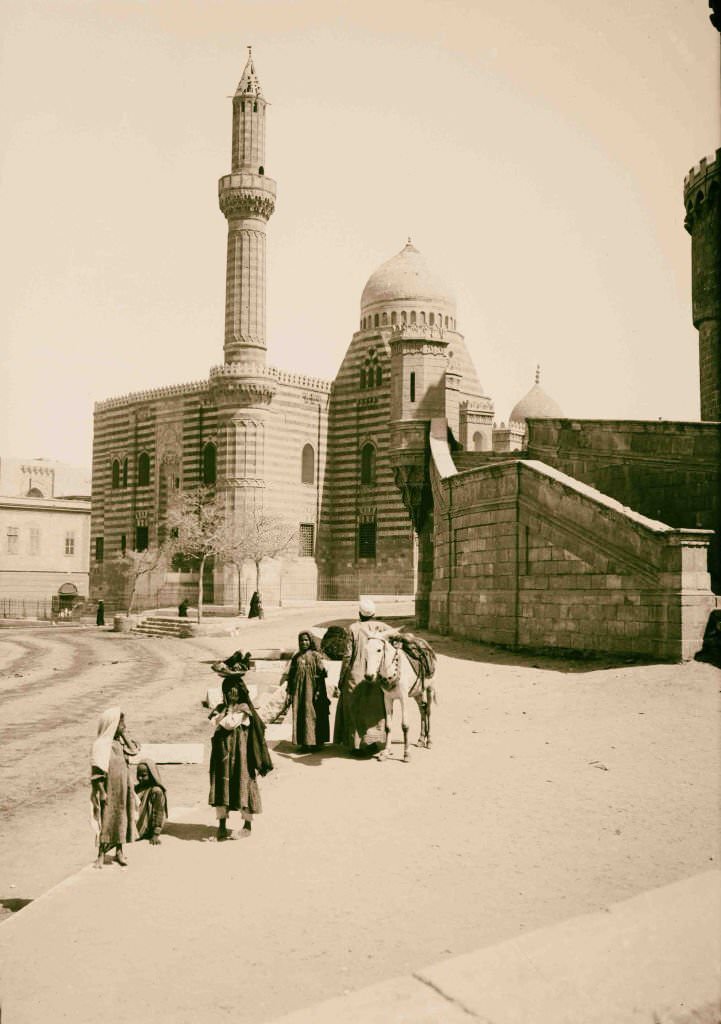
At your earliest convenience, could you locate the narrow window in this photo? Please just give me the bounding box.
[298,523,315,557]
[360,443,376,485]
[410,371,416,403]
[382,312,387,325]
[6,527,19,554]
[138,452,151,487]
[401,310,407,324]
[120,533,127,555]
[391,311,397,325]
[445,316,449,328]
[360,368,366,389]
[95,537,104,562]
[111,460,120,489]
[301,443,315,484]
[122,458,128,488]
[253,101,258,112]
[65,531,75,556]
[410,311,417,325]
[30,528,40,554]
[375,365,382,387]
[429,312,435,326]
[374,314,379,327]
[135,525,149,552]
[202,443,216,486]
[358,520,377,559]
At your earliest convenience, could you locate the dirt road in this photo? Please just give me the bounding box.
[0,608,719,1022]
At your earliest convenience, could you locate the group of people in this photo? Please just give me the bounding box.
[90,598,403,861]
[90,708,167,867]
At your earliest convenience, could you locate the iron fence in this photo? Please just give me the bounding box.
[0,598,53,620]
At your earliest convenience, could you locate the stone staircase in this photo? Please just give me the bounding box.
[131,616,195,639]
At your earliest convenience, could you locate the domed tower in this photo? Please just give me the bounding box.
[494,365,563,452]
[684,149,721,421]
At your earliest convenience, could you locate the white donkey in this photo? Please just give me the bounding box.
[363,634,435,762]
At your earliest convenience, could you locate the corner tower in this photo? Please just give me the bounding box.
[219,48,277,368]
[684,150,721,421]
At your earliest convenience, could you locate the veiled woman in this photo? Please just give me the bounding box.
[135,758,168,845]
[90,707,140,867]
[208,669,273,840]
[286,631,330,752]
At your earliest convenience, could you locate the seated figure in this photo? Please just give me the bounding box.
[134,759,168,845]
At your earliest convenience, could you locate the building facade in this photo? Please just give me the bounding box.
[91,53,536,612]
[0,458,91,614]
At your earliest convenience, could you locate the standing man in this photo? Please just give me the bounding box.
[333,598,395,756]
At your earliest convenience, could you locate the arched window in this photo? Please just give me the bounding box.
[445,316,449,328]
[122,458,128,488]
[391,311,397,325]
[382,312,387,325]
[137,452,151,487]
[410,310,417,325]
[360,443,376,485]
[253,101,258,112]
[202,443,217,486]
[301,443,315,484]
[375,364,382,387]
[429,312,435,326]
[473,432,483,451]
[360,367,366,389]
[374,314,379,327]
[410,371,416,403]
[420,311,426,324]
[401,310,407,323]
[111,460,120,489]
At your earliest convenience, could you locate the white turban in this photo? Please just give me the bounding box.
[359,597,376,618]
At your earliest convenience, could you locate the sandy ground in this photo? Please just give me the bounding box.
[0,605,720,1022]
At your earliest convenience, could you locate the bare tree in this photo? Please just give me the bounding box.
[219,507,297,613]
[105,546,167,617]
[165,487,227,622]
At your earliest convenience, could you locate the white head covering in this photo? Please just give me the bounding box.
[91,707,121,773]
[359,597,376,618]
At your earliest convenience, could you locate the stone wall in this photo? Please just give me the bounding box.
[429,456,715,661]
[527,419,721,590]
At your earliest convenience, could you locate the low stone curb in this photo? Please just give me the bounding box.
[266,871,721,1024]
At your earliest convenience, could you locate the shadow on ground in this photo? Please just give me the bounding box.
[163,822,217,842]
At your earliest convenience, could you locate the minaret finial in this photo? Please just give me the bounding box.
[535,364,540,385]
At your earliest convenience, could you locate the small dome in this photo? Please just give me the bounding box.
[509,367,563,423]
[361,240,455,315]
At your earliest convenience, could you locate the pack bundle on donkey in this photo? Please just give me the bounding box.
[363,632,437,762]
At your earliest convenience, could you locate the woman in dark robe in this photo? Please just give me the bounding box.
[96,600,105,626]
[208,670,273,840]
[135,758,168,845]
[286,631,330,752]
[90,707,140,867]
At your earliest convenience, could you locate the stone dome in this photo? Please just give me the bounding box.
[509,367,563,423]
[361,240,455,316]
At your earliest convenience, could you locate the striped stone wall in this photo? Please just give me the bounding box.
[318,328,416,597]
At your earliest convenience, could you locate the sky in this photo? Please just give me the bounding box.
[0,0,718,469]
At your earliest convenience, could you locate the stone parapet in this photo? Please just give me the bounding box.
[209,362,331,393]
[94,379,209,412]
[427,437,715,660]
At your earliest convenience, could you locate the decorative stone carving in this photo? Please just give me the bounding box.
[219,190,275,221]
[393,463,432,532]
[390,323,445,341]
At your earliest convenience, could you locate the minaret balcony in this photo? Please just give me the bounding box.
[218,173,276,220]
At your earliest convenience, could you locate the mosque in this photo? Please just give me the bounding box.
[91,50,720,661]
[90,51,559,611]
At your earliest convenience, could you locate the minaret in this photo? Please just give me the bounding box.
[218,48,277,367]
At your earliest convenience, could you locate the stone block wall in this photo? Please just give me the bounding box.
[429,456,715,661]
[527,419,721,590]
